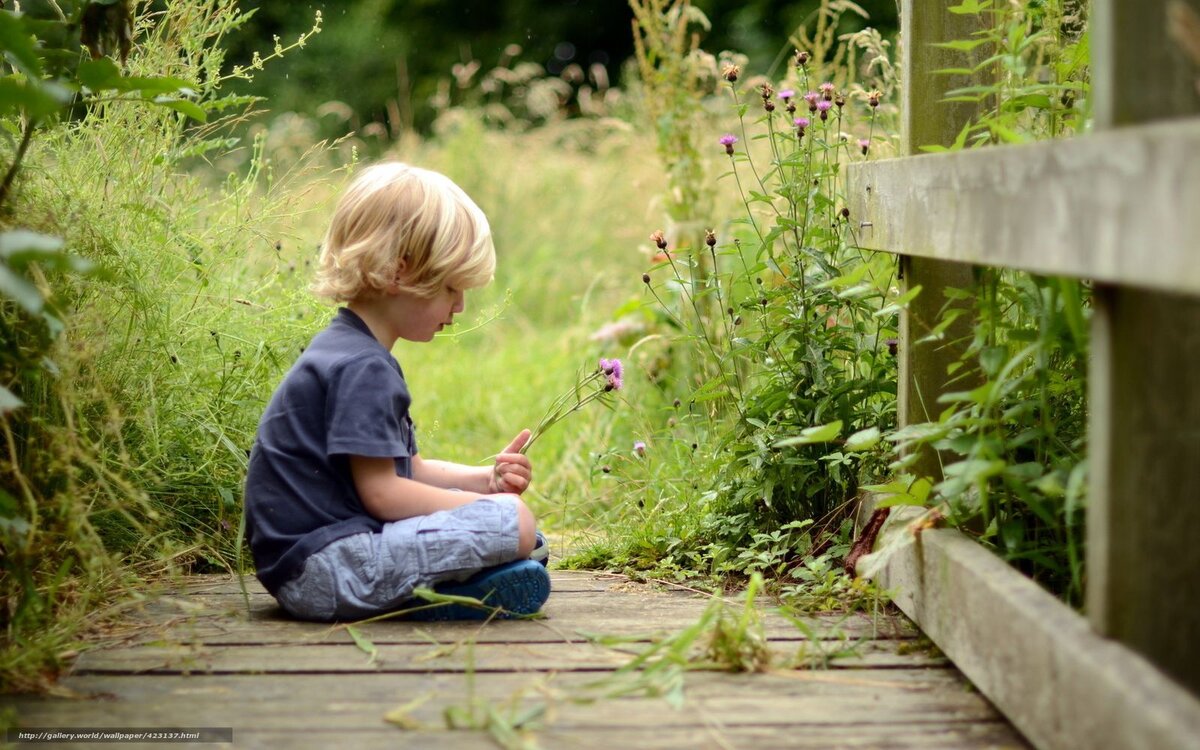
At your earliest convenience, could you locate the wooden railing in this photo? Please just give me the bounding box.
[847,0,1200,706]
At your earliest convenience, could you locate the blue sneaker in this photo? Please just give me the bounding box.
[404,559,551,621]
[530,531,549,567]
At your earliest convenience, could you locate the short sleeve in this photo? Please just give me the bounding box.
[324,354,413,458]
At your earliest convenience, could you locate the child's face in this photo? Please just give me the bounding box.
[391,281,466,343]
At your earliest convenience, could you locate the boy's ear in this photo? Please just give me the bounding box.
[386,261,409,293]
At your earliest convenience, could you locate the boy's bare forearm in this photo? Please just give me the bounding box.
[412,456,492,494]
[362,474,483,521]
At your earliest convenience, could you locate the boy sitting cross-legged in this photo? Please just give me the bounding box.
[244,162,550,622]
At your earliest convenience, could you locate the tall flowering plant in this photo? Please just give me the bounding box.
[520,358,624,455]
[638,42,900,527]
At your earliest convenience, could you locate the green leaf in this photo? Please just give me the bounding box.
[345,625,379,665]
[774,420,843,448]
[932,38,990,52]
[0,76,72,120]
[151,95,208,122]
[875,284,922,317]
[844,427,881,451]
[948,0,993,14]
[0,385,24,415]
[0,262,44,315]
[75,57,124,91]
[0,10,43,77]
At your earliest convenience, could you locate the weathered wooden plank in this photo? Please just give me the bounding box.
[866,525,1200,750]
[891,0,988,480]
[846,118,1200,294]
[70,638,945,675]
[120,588,915,646]
[1093,0,1200,126]
[229,723,1027,750]
[170,570,620,596]
[9,670,1008,731]
[1087,267,1200,698]
[9,568,1028,750]
[1085,0,1200,704]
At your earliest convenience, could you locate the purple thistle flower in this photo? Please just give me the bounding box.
[858,138,871,155]
[719,133,738,155]
[778,89,795,102]
[817,100,832,120]
[794,116,810,130]
[804,91,819,113]
[601,358,624,390]
[633,440,647,457]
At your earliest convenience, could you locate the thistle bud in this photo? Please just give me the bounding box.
[705,229,717,247]
[642,272,651,284]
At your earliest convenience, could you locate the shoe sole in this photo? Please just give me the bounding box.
[405,559,551,621]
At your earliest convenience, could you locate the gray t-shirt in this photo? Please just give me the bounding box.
[244,307,418,595]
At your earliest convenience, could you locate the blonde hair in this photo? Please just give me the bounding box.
[311,162,495,302]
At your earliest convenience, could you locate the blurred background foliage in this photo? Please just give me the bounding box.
[218,0,898,135]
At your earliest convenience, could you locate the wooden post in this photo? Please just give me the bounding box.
[1088,0,1200,696]
[896,0,986,479]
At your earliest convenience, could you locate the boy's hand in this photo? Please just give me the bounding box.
[490,430,532,495]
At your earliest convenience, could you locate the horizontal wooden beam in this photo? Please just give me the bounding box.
[846,118,1200,295]
[859,520,1200,750]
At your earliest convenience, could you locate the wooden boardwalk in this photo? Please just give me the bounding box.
[7,571,1029,749]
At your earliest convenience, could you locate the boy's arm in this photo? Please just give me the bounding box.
[350,455,511,521]
[411,455,493,494]
[411,430,533,495]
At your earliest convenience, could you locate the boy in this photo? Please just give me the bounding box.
[244,162,550,622]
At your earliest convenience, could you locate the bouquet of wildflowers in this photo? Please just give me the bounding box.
[520,358,624,455]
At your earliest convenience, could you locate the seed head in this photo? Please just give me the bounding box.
[650,229,668,249]
[760,82,775,112]
[705,229,717,247]
[722,63,740,83]
[868,90,882,108]
[794,50,809,67]
[819,82,835,100]
[835,94,845,110]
